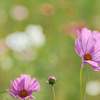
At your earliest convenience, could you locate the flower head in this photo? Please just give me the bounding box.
[7,74,40,100]
[75,28,100,71]
[48,76,56,85]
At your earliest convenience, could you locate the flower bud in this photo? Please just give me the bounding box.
[48,76,56,85]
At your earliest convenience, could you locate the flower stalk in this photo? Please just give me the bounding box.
[52,85,55,100]
[80,66,82,100]
[48,76,56,100]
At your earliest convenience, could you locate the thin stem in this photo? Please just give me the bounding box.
[80,66,82,100]
[83,64,90,100]
[83,71,88,100]
[52,85,55,100]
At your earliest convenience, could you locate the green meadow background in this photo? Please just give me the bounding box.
[0,0,100,100]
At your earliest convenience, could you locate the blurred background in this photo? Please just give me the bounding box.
[0,0,100,100]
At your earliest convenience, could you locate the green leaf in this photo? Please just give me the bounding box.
[0,91,7,95]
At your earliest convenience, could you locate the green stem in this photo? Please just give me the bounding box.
[80,66,82,100]
[83,65,89,100]
[83,73,88,100]
[52,85,55,100]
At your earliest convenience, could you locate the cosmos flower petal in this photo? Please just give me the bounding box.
[13,78,21,91]
[85,37,96,54]
[13,78,20,85]
[20,74,31,90]
[30,78,40,92]
[76,28,91,53]
[94,41,100,51]
[81,28,91,44]
[12,78,22,92]
[30,78,37,87]
[91,66,100,71]
[82,59,85,68]
[85,60,100,71]
[32,85,40,92]
[75,39,84,57]
[76,29,85,52]
[7,90,16,98]
[15,95,24,99]
[25,95,35,99]
[92,57,100,64]
[15,95,35,100]
[18,78,25,90]
[9,93,16,98]
[77,30,81,37]
[11,81,18,93]
[94,51,100,58]
[92,31,100,41]
[81,28,92,53]
[93,41,100,57]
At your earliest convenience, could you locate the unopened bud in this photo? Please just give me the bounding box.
[48,76,56,85]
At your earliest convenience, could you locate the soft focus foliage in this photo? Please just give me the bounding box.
[0,0,100,100]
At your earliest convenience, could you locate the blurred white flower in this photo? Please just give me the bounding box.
[5,25,46,52]
[0,9,7,25]
[25,25,46,47]
[86,81,100,96]
[10,5,29,21]
[6,32,30,52]
[1,56,13,70]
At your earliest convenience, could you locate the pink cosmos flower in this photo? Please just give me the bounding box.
[75,28,100,71]
[7,74,40,100]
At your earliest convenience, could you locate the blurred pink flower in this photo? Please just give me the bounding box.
[63,22,86,38]
[75,28,100,71]
[10,5,29,21]
[40,4,55,16]
[7,74,40,100]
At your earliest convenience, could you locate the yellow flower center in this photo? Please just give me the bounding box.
[20,90,27,97]
[84,54,92,60]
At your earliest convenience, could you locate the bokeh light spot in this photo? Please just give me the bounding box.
[86,81,100,96]
[10,5,29,21]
